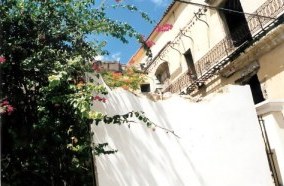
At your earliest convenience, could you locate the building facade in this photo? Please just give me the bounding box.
[128,0,284,185]
[93,60,124,72]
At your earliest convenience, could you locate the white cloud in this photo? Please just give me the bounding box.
[94,55,105,61]
[94,52,121,62]
[150,0,170,7]
[111,52,121,62]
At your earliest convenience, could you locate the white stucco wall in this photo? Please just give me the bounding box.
[256,100,284,184]
[262,112,284,182]
[92,84,274,186]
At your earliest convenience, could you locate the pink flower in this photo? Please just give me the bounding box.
[92,96,99,100]
[0,56,6,64]
[156,23,173,32]
[92,96,107,103]
[145,40,155,48]
[1,100,9,106]
[6,105,14,113]
[101,98,107,103]
[0,100,15,115]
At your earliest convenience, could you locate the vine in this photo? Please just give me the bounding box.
[101,67,146,91]
[0,0,177,185]
[0,0,155,185]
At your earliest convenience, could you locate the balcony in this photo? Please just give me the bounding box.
[164,0,284,94]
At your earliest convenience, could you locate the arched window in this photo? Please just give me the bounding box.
[155,62,170,84]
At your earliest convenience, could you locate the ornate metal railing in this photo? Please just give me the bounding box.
[164,0,284,93]
[195,35,236,77]
[247,0,284,35]
[164,72,193,93]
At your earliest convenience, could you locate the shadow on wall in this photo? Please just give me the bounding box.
[93,88,206,186]
[92,82,274,186]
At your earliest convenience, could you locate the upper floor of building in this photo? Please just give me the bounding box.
[128,0,284,95]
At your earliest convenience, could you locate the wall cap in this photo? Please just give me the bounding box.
[255,99,284,115]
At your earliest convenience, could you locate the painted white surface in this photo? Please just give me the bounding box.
[256,100,284,183]
[262,113,284,183]
[92,85,274,186]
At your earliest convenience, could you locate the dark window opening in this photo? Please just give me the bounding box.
[222,0,252,47]
[247,74,265,104]
[155,62,170,84]
[140,84,150,93]
[156,74,162,82]
[184,49,197,80]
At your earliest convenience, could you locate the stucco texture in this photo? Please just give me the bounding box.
[92,84,273,186]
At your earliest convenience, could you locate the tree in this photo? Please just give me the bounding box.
[0,0,153,185]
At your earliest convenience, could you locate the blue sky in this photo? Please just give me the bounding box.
[94,0,172,63]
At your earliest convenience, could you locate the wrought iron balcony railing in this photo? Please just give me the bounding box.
[164,0,284,94]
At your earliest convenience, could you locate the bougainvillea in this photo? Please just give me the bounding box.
[0,56,6,64]
[134,23,173,63]
[138,35,154,57]
[145,40,156,48]
[0,0,154,185]
[93,95,107,103]
[156,23,173,32]
[0,99,14,115]
[101,67,146,91]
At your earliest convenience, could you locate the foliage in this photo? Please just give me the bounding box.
[0,0,153,185]
[101,67,146,91]
[135,23,173,59]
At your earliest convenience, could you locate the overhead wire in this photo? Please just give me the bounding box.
[174,0,276,20]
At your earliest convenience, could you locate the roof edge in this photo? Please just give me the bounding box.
[127,1,178,65]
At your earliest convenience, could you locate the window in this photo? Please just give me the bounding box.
[155,62,170,84]
[140,84,150,93]
[247,74,265,104]
[221,0,252,47]
[238,74,265,104]
[184,49,197,79]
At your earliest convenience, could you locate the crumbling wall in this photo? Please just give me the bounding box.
[92,85,273,186]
